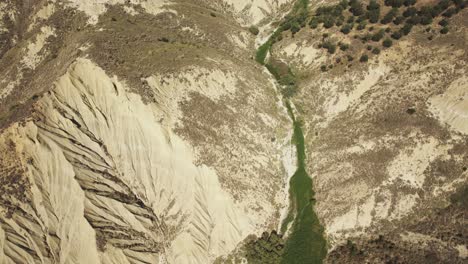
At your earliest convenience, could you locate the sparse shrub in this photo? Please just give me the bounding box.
[323,16,335,28]
[439,19,449,27]
[393,16,405,25]
[367,0,381,23]
[347,16,355,23]
[290,22,301,34]
[440,27,449,34]
[368,9,381,23]
[340,23,353,34]
[406,15,421,25]
[437,0,451,11]
[381,8,398,24]
[359,54,369,62]
[401,23,413,35]
[372,47,381,54]
[357,20,367,30]
[384,0,404,8]
[361,33,372,42]
[309,17,319,28]
[349,1,365,16]
[322,41,337,54]
[391,30,402,39]
[367,45,373,50]
[320,65,328,72]
[339,42,350,51]
[347,54,354,61]
[442,7,457,18]
[420,15,433,25]
[336,16,345,26]
[248,26,259,35]
[371,29,385,41]
[403,0,416,6]
[356,14,367,23]
[382,38,393,47]
[403,7,417,17]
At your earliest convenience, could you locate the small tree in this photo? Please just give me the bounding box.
[391,31,402,39]
[371,29,385,41]
[340,23,353,34]
[403,7,417,17]
[360,54,369,62]
[357,20,367,30]
[339,42,350,51]
[401,23,413,35]
[438,19,449,27]
[248,26,259,35]
[440,27,449,34]
[382,38,393,47]
[393,16,405,25]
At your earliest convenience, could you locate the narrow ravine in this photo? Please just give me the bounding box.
[255,1,327,263]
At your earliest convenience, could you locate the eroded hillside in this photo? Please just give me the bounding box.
[0,0,467,263]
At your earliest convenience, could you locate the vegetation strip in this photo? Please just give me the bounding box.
[256,1,327,263]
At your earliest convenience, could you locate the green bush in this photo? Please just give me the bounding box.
[384,0,404,8]
[403,0,416,6]
[248,26,259,35]
[393,16,405,25]
[372,47,381,54]
[440,27,449,34]
[442,7,456,18]
[322,41,337,54]
[381,8,398,24]
[323,16,336,28]
[382,38,393,47]
[391,31,402,39]
[357,20,367,30]
[371,29,385,41]
[340,23,353,34]
[349,1,364,16]
[359,54,368,62]
[320,65,328,72]
[309,17,319,28]
[439,19,448,27]
[403,7,417,17]
[420,15,433,25]
[401,23,413,35]
[367,0,380,10]
[361,33,372,42]
[339,42,350,51]
[336,15,345,26]
[347,54,354,61]
[368,8,381,23]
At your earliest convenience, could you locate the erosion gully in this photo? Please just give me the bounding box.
[255,1,327,263]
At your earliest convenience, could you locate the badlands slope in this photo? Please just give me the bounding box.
[0,0,293,263]
[0,0,467,263]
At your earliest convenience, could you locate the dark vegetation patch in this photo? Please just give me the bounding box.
[238,231,285,264]
[276,0,467,72]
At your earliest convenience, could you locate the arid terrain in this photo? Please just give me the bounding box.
[0,0,466,263]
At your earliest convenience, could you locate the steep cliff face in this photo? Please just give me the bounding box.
[0,0,291,263]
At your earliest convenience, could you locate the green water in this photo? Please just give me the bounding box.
[279,103,327,264]
[255,0,328,262]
